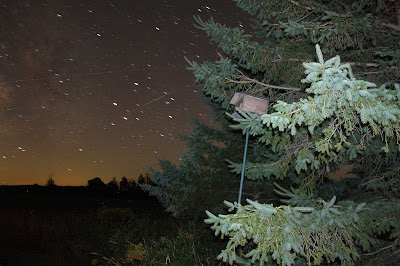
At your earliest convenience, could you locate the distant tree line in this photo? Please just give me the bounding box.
[45,173,152,195]
[86,173,151,194]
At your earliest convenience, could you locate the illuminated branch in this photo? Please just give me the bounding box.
[382,22,400,32]
[227,70,302,92]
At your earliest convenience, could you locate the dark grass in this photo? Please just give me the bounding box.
[3,186,399,265]
[0,186,178,265]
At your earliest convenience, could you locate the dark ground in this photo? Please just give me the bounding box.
[0,185,175,265]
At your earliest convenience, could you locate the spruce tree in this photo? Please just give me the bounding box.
[204,45,400,265]
[144,117,274,219]
[147,0,400,264]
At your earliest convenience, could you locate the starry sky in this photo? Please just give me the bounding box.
[0,0,249,185]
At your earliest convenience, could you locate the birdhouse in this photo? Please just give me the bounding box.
[229,92,269,116]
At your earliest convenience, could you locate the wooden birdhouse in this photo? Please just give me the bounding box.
[229,92,269,116]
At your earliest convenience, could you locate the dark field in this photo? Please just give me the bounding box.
[0,185,207,265]
[2,186,399,265]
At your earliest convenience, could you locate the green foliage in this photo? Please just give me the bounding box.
[205,198,369,265]
[145,231,209,265]
[185,0,400,189]
[96,227,217,266]
[143,120,274,219]
[206,190,400,266]
[143,120,237,218]
[205,46,400,265]
[148,0,400,264]
[125,242,147,263]
[229,45,400,184]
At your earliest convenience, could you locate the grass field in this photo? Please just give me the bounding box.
[2,186,398,265]
[0,186,184,265]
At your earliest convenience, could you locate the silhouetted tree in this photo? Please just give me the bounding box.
[144,173,151,184]
[137,174,145,185]
[137,173,151,185]
[45,177,56,187]
[87,177,107,193]
[130,179,138,192]
[119,176,131,192]
[107,177,119,193]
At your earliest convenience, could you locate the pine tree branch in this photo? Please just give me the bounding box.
[289,0,313,11]
[345,62,381,67]
[228,70,302,92]
[271,57,380,68]
[382,23,400,32]
[397,8,400,26]
[362,245,394,256]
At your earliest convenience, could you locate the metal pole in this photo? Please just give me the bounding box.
[238,130,249,205]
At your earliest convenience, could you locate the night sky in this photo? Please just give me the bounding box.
[0,0,249,185]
